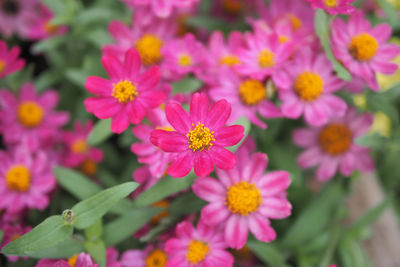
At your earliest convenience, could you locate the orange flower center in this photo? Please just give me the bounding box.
[71,139,88,154]
[294,71,324,101]
[239,79,266,105]
[6,165,31,192]
[186,240,209,264]
[135,34,163,66]
[78,159,97,177]
[221,0,243,14]
[0,59,5,73]
[68,254,78,267]
[319,123,352,155]
[112,80,138,103]
[288,14,302,30]
[44,21,59,34]
[146,249,167,267]
[349,33,378,61]
[219,55,240,66]
[226,181,262,216]
[17,101,44,128]
[151,200,170,224]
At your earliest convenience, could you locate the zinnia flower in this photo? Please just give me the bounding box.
[306,0,356,15]
[150,92,244,178]
[0,83,69,149]
[0,145,56,215]
[276,49,347,126]
[121,0,200,18]
[331,11,400,90]
[0,0,37,37]
[293,108,375,181]
[36,252,99,267]
[84,48,165,133]
[192,150,291,249]
[121,243,168,267]
[0,40,25,79]
[165,221,234,267]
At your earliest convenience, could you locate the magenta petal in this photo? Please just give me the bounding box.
[339,152,356,176]
[206,99,231,129]
[123,48,141,79]
[298,147,323,169]
[150,130,188,152]
[214,125,244,147]
[138,66,161,91]
[194,151,214,177]
[139,90,165,108]
[292,128,317,147]
[126,101,145,124]
[165,102,191,134]
[225,215,248,249]
[248,214,277,242]
[257,171,291,197]
[316,158,339,181]
[190,92,209,124]
[209,146,236,170]
[101,55,123,80]
[281,98,303,119]
[167,151,193,178]
[175,221,194,239]
[38,90,59,109]
[192,177,225,202]
[201,202,230,226]
[242,153,268,182]
[304,102,329,126]
[111,109,129,133]
[84,97,121,119]
[84,76,112,96]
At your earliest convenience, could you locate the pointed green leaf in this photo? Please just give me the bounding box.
[27,237,84,259]
[87,119,113,146]
[247,241,288,267]
[85,220,103,242]
[172,77,203,94]
[85,240,106,267]
[376,0,399,27]
[72,182,139,229]
[2,216,73,256]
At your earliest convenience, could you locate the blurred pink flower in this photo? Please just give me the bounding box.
[0,0,37,37]
[36,252,99,267]
[121,243,167,267]
[306,0,356,15]
[0,223,31,261]
[121,0,200,18]
[0,41,25,79]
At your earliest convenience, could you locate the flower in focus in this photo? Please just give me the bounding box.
[276,49,347,126]
[150,92,244,178]
[331,11,400,90]
[193,150,291,249]
[62,121,103,177]
[0,0,37,37]
[84,48,165,133]
[209,69,281,128]
[165,221,234,267]
[0,145,56,215]
[0,83,69,149]
[121,243,168,267]
[35,252,99,267]
[121,0,200,18]
[293,108,375,181]
[0,223,31,261]
[0,40,25,78]
[306,0,356,15]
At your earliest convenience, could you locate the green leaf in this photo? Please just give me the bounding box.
[317,227,341,267]
[2,216,73,256]
[87,119,113,146]
[280,182,342,248]
[247,241,288,267]
[104,208,162,246]
[85,220,103,242]
[314,10,352,81]
[366,92,399,124]
[354,134,387,149]
[376,0,399,27]
[186,16,230,32]
[65,69,88,88]
[133,174,196,208]
[339,239,368,267]
[27,237,84,259]
[72,182,139,229]
[85,240,106,267]
[227,116,251,153]
[172,77,203,94]
[168,192,206,216]
[32,35,68,54]
[0,231,3,244]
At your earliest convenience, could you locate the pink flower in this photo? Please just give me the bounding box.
[0,0,37,37]
[192,150,291,249]
[36,252,99,267]
[0,223,31,261]
[293,108,375,181]
[121,0,200,18]
[0,83,69,149]
[150,93,244,178]
[161,33,209,81]
[131,107,176,179]
[121,243,167,267]
[0,41,25,79]
[165,221,234,267]
[306,0,356,14]
[26,4,68,40]
[331,11,400,90]
[84,48,165,133]
[235,29,295,80]
[0,145,56,215]
[276,49,347,126]
[62,121,103,176]
[209,69,281,128]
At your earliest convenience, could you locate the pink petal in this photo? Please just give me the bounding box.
[258,171,291,197]
[194,151,214,177]
[304,102,329,126]
[292,128,317,147]
[150,130,188,152]
[111,109,129,133]
[166,103,191,134]
[339,152,356,176]
[175,221,194,239]
[248,213,277,242]
[258,197,292,219]
[206,99,231,129]
[138,90,165,108]
[224,215,248,249]
[101,55,123,80]
[126,101,146,124]
[192,177,225,202]
[167,151,193,178]
[190,92,209,124]
[298,147,323,169]
[123,48,141,79]
[370,23,392,43]
[316,157,339,181]
[216,167,240,187]
[281,97,303,119]
[138,66,161,91]
[214,125,244,147]
[242,153,268,183]
[209,146,236,170]
[84,97,121,119]
[200,202,230,226]
[84,76,112,96]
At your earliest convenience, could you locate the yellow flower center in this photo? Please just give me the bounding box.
[178,54,192,67]
[156,125,174,131]
[279,35,289,43]
[151,200,170,224]
[0,59,5,73]
[324,0,338,7]
[294,71,324,101]
[288,14,302,30]
[186,240,209,264]
[78,159,97,177]
[6,165,31,192]
[258,49,275,68]
[146,249,167,267]
[319,123,352,155]
[17,101,44,128]
[44,21,59,34]
[219,55,240,66]
[71,139,88,154]
[221,0,243,14]
[187,122,215,151]
[112,80,138,103]
[239,79,266,105]
[68,254,78,267]
[226,181,262,216]
[135,34,163,66]
[349,33,379,61]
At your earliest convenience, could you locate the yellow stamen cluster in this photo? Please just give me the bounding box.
[239,79,266,105]
[78,159,97,177]
[279,35,289,43]
[6,165,31,192]
[178,54,192,67]
[17,101,44,128]
[186,240,209,264]
[258,49,275,68]
[71,139,88,154]
[0,59,5,73]
[187,123,215,151]
[226,181,262,216]
[294,71,324,101]
[146,249,168,267]
[324,0,338,7]
[319,123,353,155]
[112,80,138,103]
[135,34,163,66]
[349,33,378,61]
[219,55,240,66]
[288,14,302,30]
[68,254,78,267]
